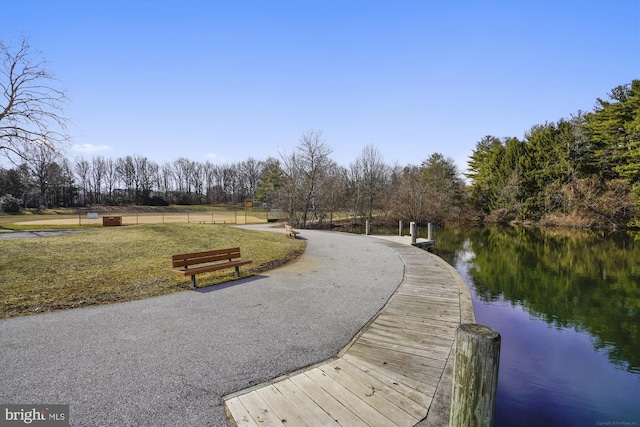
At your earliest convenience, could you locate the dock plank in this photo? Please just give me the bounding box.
[368,321,456,345]
[347,343,445,385]
[289,370,368,426]
[304,368,396,427]
[332,358,427,421]
[317,361,420,426]
[224,397,261,427]
[254,385,312,427]
[358,330,452,359]
[235,390,287,426]
[342,353,435,404]
[271,379,340,426]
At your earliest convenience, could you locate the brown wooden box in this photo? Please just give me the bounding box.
[102,216,122,226]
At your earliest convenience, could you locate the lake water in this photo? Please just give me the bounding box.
[429,227,640,427]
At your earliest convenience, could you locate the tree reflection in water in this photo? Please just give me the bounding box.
[432,226,640,426]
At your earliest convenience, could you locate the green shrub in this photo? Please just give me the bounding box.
[0,194,21,213]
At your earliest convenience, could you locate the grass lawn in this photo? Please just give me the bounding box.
[0,223,305,319]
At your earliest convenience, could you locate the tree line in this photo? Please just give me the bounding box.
[467,80,639,228]
[2,80,638,229]
[0,128,469,228]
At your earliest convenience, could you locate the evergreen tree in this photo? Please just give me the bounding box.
[585,80,640,183]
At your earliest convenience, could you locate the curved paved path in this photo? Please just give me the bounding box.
[1,229,408,426]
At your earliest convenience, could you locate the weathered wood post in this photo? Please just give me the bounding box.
[450,324,501,427]
[410,222,417,244]
[428,223,434,241]
[365,219,371,235]
[399,220,403,236]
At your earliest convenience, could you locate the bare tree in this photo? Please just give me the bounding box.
[203,161,217,204]
[279,130,333,227]
[91,156,106,204]
[239,157,263,202]
[210,164,226,203]
[0,36,69,161]
[116,156,135,203]
[158,162,174,201]
[222,163,241,203]
[349,144,389,222]
[104,157,117,202]
[320,162,347,228]
[23,142,63,207]
[191,161,205,204]
[392,165,430,224]
[347,160,364,223]
[74,157,91,205]
[172,157,189,194]
[137,156,158,203]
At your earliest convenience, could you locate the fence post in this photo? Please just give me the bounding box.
[450,323,501,427]
[410,222,417,244]
[399,220,403,236]
[365,219,371,235]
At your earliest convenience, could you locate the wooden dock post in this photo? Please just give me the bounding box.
[410,221,417,244]
[399,220,403,236]
[428,223,434,241]
[365,219,371,235]
[450,323,501,427]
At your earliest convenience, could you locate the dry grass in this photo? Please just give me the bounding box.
[0,223,305,319]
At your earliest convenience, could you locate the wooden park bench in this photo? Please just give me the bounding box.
[285,224,300,238]
[171,247,252,288]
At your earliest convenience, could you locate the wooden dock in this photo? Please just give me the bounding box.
[365,234,435,249]
[223,240,475,426]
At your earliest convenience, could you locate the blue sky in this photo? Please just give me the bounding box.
[1,0,638,174]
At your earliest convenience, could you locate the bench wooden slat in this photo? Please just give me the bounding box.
[171,259,252,276]
[172,247,242,268]
[171,247,252,287]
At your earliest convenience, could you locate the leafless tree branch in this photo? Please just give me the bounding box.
[0,35,69,163]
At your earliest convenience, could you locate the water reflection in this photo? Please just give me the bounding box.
[433,227,640,374]
[429,226,640,426]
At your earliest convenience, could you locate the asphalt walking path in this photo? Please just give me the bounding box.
[0,227,408,426]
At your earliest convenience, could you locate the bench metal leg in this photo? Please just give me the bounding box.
[235,266,240,277]
[190,275,197,288]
